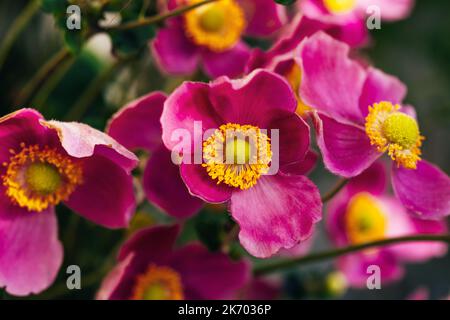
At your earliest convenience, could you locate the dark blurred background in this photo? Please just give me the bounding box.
[0,0,448,299]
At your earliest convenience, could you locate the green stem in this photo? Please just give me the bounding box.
[107,0,218,31]
[321,178,349,203]
[64,59,128,121]
[15,48,71,107]
[0,0,40,70]
[254,234,450,276]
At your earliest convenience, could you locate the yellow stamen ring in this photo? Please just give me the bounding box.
[132,264,184,300]
[2,143,83,212]
[365,101,424,169]
[202,123,272,190]
[184,0,246,52]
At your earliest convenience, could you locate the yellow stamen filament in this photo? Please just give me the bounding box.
[345,193,387,245]
[2,143,83,212]
[202,123,272,190]
[284,63,312,116]
[323,0,357,14]
[132,265,184,300]
[365,101,424,169]
[184,0,245,52]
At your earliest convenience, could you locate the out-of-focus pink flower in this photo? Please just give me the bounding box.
[107,92,203,218]
[0,109,138,296]
[298,0,415,47]
[151,0,287,78]
[97,225,250,299]
[327,162,447,287]
[160,69,322,258]
[299,32,450,220]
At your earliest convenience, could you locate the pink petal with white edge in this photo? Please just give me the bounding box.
[42,120,138,172]
[314,113,381,178]
[392,160,450,220]
[300,32,367,126]
[230,173,322,258]
[0,204,62,296]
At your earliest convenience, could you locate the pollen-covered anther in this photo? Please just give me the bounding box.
[184,0,246,52]
[132,265,184,300]
[365,101,425,169]
[2,143,83,212]
[202,123,272,190]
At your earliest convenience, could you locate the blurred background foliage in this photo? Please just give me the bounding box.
[0,0,448,299]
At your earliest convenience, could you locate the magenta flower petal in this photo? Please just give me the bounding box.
[43,120,138,173]
[231,173,322,258]
[0,204,62,296]
[0,109,57,163]
[65,154,136,228]
[143,146,203,218]
[239,0,286,37]
[326,17,369,47]
[346,161,387,196]
[300,32,367,125]
[118,224,179,262]
[180,163,233,203]
[108,225,180,299]
[392,160,450,220]
[161,81,222,152]
[202,42,251,78]
[359,68,407,118]
[107,92,167,152]
[282,150,318,175]
[337,251,403,287]
[96,254,133,300]
[167,243,250,299]
[357,0,415,21]
[270,114,310,169]
[151,21,199,75]
[381,197,447,262]
[314,114,381,177]
[209,69,297,127]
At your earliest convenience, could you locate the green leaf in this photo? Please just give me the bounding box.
[110,25,155,57]
[64,30,83,54]
[41,0,68,13]
[274,0,297,5]
[194,211,231,251]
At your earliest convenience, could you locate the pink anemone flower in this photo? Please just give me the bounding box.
[160,69,322,258]
[298,0,415,47]
[107,92,203,218]
[0,109,138,296]
[151,0,287,78]
[327,162,447,287]
[97,224,250,300]
[299,32,450,220]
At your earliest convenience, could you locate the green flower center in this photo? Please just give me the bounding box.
[199,5,226,32]
[25,162,62,195]
[382,112,419,149]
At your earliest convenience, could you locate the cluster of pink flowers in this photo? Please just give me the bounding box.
[1,0,449,299]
